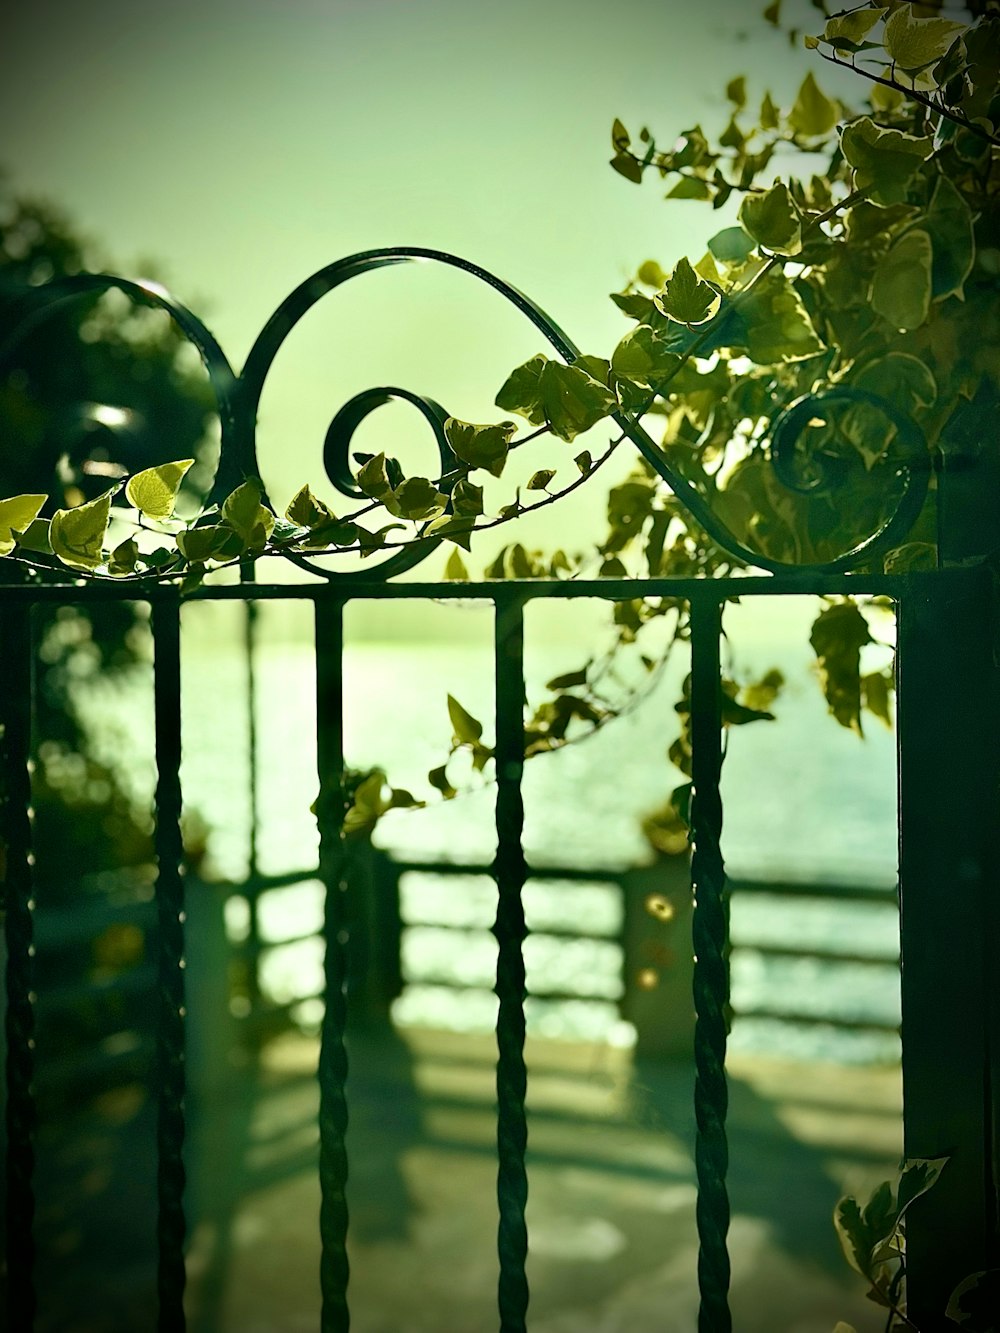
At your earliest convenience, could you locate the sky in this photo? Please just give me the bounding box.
[3,0,835,580]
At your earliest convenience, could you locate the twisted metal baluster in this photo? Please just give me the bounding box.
[314,597,350,1333]
[152,596,187,1332]
[2,606,37,1333]
[689,594,731,1333]
[492,593,529,1333]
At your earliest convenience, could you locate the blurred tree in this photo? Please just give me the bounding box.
[0,175,217,898]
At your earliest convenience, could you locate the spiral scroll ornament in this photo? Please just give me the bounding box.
[2,248,929,581]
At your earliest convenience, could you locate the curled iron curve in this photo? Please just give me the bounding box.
[0,273,240,460]
[3,249,929,577]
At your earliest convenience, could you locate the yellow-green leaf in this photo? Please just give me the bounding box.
[124,458,194,521]
[0,494,46,556]
[739,270,824,363]
[444,548,469,580]
[883,5,964,71]
[50,489,114,571]
[356,453,394,500]
[108,537,139,577]
[788,71,839,138]
[739,182,802,256]
[385,476,447,521]
[495,356,617,443]
[527,469,556,491]
[840,117,933,206]
[654,256,720,324]
[444,418,516,478]
[285,483,333,528]
[824,6,886,45]
[447,694,483,745]
[871,229,932,330]
[222,480,276,545]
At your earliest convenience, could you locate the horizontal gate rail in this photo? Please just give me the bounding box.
[2,564,997,1332]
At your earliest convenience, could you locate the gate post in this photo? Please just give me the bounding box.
[896,565,1000,1324]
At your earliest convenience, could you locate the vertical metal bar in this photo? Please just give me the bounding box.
[2,605,37,1333]
[314,596,350,1333]
[896,569,998,1320]
[243,596,262,1009]
[688,592,731,1333]
[151,595,187,1333]
[492,593,529,1333]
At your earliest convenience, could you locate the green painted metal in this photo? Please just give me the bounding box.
[151,597,187,1333]
[1,249,996,1332]
[1,606,37,1333]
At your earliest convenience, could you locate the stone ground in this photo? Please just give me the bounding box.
[21,1025,903,1333]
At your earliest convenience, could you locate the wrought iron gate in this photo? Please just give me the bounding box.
[2,250,998,1331]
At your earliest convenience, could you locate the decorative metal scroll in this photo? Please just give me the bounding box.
[1,246,929,580]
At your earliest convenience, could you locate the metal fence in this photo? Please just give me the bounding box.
[2,249,999,1330]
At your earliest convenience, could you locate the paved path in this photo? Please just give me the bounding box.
[25,1026,902,1332]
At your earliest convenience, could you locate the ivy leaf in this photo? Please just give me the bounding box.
[725,75,746,107]
[871,229,932,330]
[610,290,656,321]
[444,418,516,478]
[357,453,395,500]
[0,494,46,556]
[739,182,802,256]
[666,176,713,201]
[611,325,681,388]
[610,152,643,183]
[738,270,824,363]
[947,1270,1000,1327]
[108,537,139,577]
[708,226,755,263]
[810,601,873,732]
[574,451,593,475]
[423,514,476,549]
[760,90,780,130]
[922,174,975,301]
[385,476,447,522]
[285,484,333,528]
[124,458,194,521]
[447,694,483,745]
[788,71,839,137]
[357,522,405,557]
[495,355,617,442]
[883,5,965,71]
[444,548,469,580]
[823,6,886,45]
[854,352,937,415]
[527,469,556,491]
[833,1194,882,1281]
[545,666,589,690]
[14,518,51,555]
[840,117,933,206]
[50,488,115,571]
[574,354,613,387]
[177,524,235,564]
[896,1156,948,1217]
[862,671,893,727]
[222,480,276,546]
[611,118,630,151]
[452,478,484,517]
[654,256,720,324]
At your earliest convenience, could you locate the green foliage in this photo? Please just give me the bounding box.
[495,354,618,442]
[0,494,46,556]
[4,0,999,844]
[50,487,115,571]
[124,459,194,521]
[834,1157,947,1312]
[833,1157,1000,1331]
